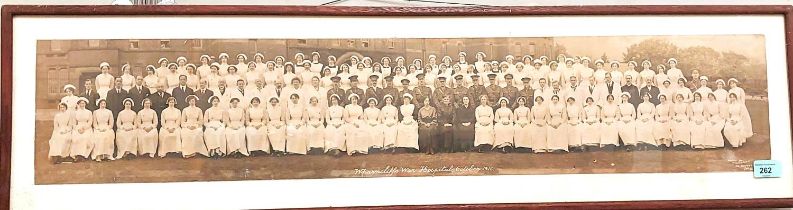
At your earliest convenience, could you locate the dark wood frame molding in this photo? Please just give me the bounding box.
[3,5,793,209]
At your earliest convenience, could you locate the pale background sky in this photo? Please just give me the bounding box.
[555,35,766,62]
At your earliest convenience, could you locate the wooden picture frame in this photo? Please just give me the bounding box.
[3,5,793,209]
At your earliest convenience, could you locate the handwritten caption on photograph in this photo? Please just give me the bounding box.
[353,165,495,176]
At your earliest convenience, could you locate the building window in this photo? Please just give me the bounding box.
[528,43,536,57]
[388,39,396,49]
[129,40,140,49]
[347,40,355,48]
[50,41,62,51]
[297,39,307,45]
[160,40,171,49]
[190,39,203,48]
[361,40,370,48]
[49,67,70,94]
[88,40,101,48]
[514,42,522,55]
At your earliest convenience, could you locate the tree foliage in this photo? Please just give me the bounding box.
[622,38,678,68]
[622,38,763,92]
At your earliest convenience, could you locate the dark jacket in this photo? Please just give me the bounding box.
[171,85,195,110]
[80,89,101,111]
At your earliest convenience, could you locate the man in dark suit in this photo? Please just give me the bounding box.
[363,75,383,107]
[398,78,414,106]
[468,75,486,107]
[326,76,346,106]
[346,75,365,106]
[621,75,641,109]
[80,79,100,111]
[639,79,661,105]
[413,73,432,109]
[380,76,399,108]
[171,75,194,110]
[195,79,215,112]
[106,78,128,122]
[148,82,171,129]
[484,74,502,107]
[501,74,519,108]
[127,76,149,112]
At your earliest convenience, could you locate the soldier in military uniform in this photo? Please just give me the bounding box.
[364,74,383,106]
[398,78,414,106]
[501,74,519,108]
[432,76,453,108]
[413,73,433,109]
[518,77,534,108]
[327,76,347,106]
[452,74,469,108]
[346,75,365,106]
[468,74,487,107]
[485,74,503,107]
[380,75,399,108]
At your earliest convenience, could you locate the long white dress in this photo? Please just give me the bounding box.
[653,102,673,142]
[305,105,325,150]
[380,104,399,149]
[581,104,600,146]
[60,95,79,111]
[474,105,494,147]
[246,105,270,153]
[704,100,725,148]
[671,102,691,146]
[493,107,514,147]
[724,102,749,147]
[49,110,73,158]
[95,73,114,99]
[115,108,138,158]
[513,106,532,148]
[636,102,656,146]
[689,101,707,148]
[181,106,208,157]
[530,103,549,152]
[547,102,568,151]
[121,73,135,91]
[363,106,383,149]
[286,103,308,155]
[204,107,227,155]
[267,104,287,153]
[226,106,249,156]
[92,108,114,160]
[396,104,419,149]
[70,108,94,158]
[617,102,637,146]
[729,87,753,138]
[158,107,182,157]
[324,105,346,152]
[600,102,620,146]
[567,104,584,147]
[137,108,159,157]
[345,104,367,154]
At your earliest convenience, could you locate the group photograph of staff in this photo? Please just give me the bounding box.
[34,36,770,184]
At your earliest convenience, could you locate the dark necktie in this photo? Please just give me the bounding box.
[277,88,281,96]
[159,92,163,98]
[117,89,121,94]
[86,90,90,96]
[589,86,594,94]
[138,87,142,93]
[182,87,185,93]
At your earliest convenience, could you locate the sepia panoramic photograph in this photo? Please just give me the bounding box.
[33,35,770,184]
